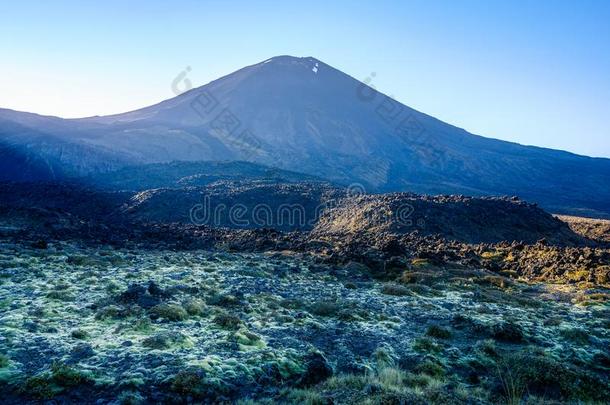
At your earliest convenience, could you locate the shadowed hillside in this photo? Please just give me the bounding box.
[1,56,610,216]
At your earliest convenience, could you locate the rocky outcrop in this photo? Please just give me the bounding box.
[1,180,607,286]
[313,193,585,245]
[122,181,343,231]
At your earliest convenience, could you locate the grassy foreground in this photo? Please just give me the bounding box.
[0,239,608,404]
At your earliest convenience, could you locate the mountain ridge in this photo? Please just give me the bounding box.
[1,55,609,217]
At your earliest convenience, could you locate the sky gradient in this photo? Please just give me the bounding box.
[1,0,609,157]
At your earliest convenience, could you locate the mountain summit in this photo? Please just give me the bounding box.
[1,55,610,216]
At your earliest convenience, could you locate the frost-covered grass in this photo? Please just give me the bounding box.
[0,240,608,403]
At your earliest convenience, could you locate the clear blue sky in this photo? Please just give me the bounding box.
[1,0,609,157]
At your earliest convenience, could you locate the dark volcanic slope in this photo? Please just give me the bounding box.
[0,181,585,245]
[123,181,343,232]
[120,183,584,245]
[1,56,610,216]
[88,161,324,191]
[0,182,129,219]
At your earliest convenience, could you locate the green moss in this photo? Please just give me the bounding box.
[280,298,304,310]
[95,305,123,320]
[207,293,241,307]
[213,311,242,330]
[46,290,75,301]
[276,358,305,379]
[118,373,146,389]
[142,331,190,350]
[119,376,146,389]
[276,314,296,324]
[412,337,442,353]
[183,298,206,316]
[131,317,153,332]
[0,353,9,368]
[309,301,340,317]
[50,362,93,387]
[543,317,563,327]
[3,242,607,404]
[95,304,141,321]
[118,390,144,405]
[106,255,128,266]
[23,363,93,399]
[233,330,264,348]
[170,369,205,396]
[149,303,188,321]
[490,321,525,343]
[66,255,101,266]
[426,325,452,339]
[514,295,543,308]
[337,308,368,322]
[106,280,121,293]
[170,369,230,399]
[559,327,589,344]
[71,329,89,340]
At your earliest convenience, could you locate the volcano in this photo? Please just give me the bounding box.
[1,55,609,217]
